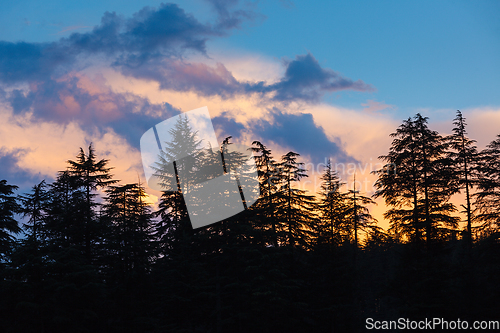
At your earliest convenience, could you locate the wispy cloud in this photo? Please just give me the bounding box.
[362,99,395,113]
[54,25,92,35]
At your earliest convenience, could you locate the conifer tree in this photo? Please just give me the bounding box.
[345,175,377,249]
[18,180,49,245]
[0,180,21,258]
[153,115,202,194]
[413,114,459,244]
[374,114,459,245]
[153,115,202,257]
[373,117,423,243]
[447,110,479,246]
[65,144,117,262]
[44,170,86,250]
[275,152,317,249]
[103,183,154,275]
[316,159,349,248]
[474,135,500,236]
[250,141,279,246]
[12,181,50,292]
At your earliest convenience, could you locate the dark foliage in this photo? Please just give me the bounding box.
[1,112,499,332]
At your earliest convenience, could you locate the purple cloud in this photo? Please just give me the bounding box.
[121,53,374,103]
[247,53,375,102]
[212,108,357,165]
[0,3,229,84]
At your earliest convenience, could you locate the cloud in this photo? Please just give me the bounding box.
[309,104,397,162]
[250,108,356,165]
[120,59,242,98]
[0,4,228,84]
[122,52,373,103]
[1,72,181,147]
[0,148,45,190]
[211,112,246,141]
[118,4,216,54]
[7,89,35,114]
[248,53,375,102]
[362,99,395,113]
[0,41,66,83]
[205,0,264,30]
[55,25,93,35]
[0,3,373,113]
[0,102,149,194]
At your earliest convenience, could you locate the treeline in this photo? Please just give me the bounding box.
[0,110,499,332]
[375,111,500,246]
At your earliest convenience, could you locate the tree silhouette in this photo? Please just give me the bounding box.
[250,141,279,247]
[3,116,500,332]
[43,170,86,250]
[447,110,479,247]
[474,135,500,236]
[0,180,21,258]
[103,183,154,276]
[316,159,349,249]
[374,114,459,246]
[18,180,49,245]
[153,114,203,194]
[275,151,317,249]
[66,143,117,263]
[152,115,203,258]
[345,175,377,249]
[373,117,422,243]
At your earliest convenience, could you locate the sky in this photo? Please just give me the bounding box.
[1,0,499,230]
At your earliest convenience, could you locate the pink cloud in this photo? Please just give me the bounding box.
[362,99,395,113]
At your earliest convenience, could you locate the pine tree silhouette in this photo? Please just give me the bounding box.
[475,134,500,237]
[0,180,21,258]
[447,110,479,247]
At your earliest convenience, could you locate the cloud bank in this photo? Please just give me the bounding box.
[0,1,376,203]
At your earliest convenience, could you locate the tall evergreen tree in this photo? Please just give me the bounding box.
[374,114,459,246]
[153,114,202,194]
[0,180,21,258]
[103,183,154,276]
[345,175,377,249]
[250,141,279,247]
[66,143,117,263]
[12,181,50,305]
[474,135,500,236]
[413,114,458,244]
[275,152,317,249]
[152,115,201,257]
[373,117,423,243]
[316,159,349,248]
[44,170,86,251]
[447,110,479,247]
[18,180,49,245]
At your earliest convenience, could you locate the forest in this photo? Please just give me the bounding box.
[0,110,499,332]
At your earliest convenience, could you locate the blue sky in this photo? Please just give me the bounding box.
[223,0,500,110]
[1,0,499,226]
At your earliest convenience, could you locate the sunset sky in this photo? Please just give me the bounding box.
[1,0,499,230]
